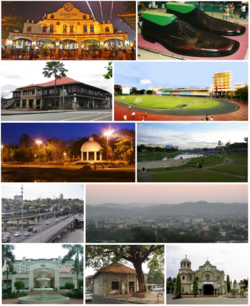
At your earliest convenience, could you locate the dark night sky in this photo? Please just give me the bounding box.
[2,1,135,40]
[1,123,135,145]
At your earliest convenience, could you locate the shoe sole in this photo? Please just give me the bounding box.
[142,34,240,57]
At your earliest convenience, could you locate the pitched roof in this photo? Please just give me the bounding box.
[37,77,81,87]
[92,263,136,279]
[59,268,72,273]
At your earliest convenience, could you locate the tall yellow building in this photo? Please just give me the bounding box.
[212,71,232,96]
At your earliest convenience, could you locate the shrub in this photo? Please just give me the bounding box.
[64,282,75,290]
[78,279,83,288]
[14,280,25,292]
[64,289,83,299]
[231,289,237,296]
[240,290,245,296]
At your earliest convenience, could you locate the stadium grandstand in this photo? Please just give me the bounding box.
[155,87,210,97]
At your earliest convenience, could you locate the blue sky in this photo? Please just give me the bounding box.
[137,123,248,149]
[114,62,248,90]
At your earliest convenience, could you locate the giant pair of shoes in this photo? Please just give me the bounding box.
[166,3,246,36]
[141,11,240,57]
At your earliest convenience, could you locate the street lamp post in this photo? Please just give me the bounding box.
[103,129,114,162]
[36,140,42,163]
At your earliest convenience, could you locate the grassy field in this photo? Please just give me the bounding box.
[153,170,246,182]
[116,95,219,109]
[212,165,247,176]
[219,153,248,165]
[137,151,182,162]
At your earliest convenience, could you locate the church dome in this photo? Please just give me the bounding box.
[81,137,102,152]
[181,256,191,263]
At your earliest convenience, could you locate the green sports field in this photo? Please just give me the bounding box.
[115,95,220,109]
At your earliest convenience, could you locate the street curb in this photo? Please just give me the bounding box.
[104,297,162,304]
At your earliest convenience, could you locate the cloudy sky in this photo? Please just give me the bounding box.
[167,244,248,281]
[1,61,113,98]
[86,184,247,205]
[137,123,248,149]
[4,244,82,262]
[2,184,84,200]
[114,62,248,90]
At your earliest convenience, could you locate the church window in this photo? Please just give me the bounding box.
[43,25,47,33]
[105,26,110,33]
[182,276,185,280]
[187,263,189,267]
[83,15,87,19]
[181,287,184,293]
[83,25,87,33]
[183,263,186,267]
[27,26,31,32]
[205,275,210,281]
[50,25,54,33]
[63,25,67,34]
[112,282,119,290]
[217,276,220,280]
[50,14,54,19]
[70,25,74,33]
[90,24,94,33]
[57,22,60,25]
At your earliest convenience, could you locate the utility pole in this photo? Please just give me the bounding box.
[21,185,23,232]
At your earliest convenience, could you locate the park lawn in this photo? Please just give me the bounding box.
[153,170,246,182]
[219,153,248,164]
[186,155,223,167]
[212,165,247,176]
[116,96,216,109]
[183,100,220,109]
[147,165,193,172]
[137,151,181,162]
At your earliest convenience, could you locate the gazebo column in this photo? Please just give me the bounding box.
[94,151,97,161]
[86,151,89,161]
[81,151,83,161]
[100,154,102,161]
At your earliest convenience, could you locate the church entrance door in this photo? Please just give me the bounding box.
[203,284,214,295]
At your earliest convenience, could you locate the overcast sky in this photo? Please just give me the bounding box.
[114,62,248,90]
[137,123,248,149]
[167,244,248,281]
[1,61,113,98]
[2,184,84,200]
[4,244,82,262]
[86,184,247,205]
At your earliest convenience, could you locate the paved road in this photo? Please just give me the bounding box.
[1,110,112,121]
[167,295,248,304]
[86,295,127,304]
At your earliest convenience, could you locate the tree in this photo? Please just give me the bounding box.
[2,15,27,39]
[175,273,182,298]
[147,269,164,284]
[43,62,68,110]
[131,87,137,95]
[235,84,248,102]
[14,280,25,293]
[86,245,164,293]
[62,245,83,290]
[78,278,83,288]
[103,62,112,80]
[193,277,198,297]
[227,275,231,293]
[64,282,75,290]
[2,245,15,270]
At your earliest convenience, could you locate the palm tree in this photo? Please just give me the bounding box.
[2,245,15,270]
[62,245,83,290]
[42,62,68,110]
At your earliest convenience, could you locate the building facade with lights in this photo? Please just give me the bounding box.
[212,71,232,96]
[175,256,225,296]
[10,76,112,110]
[6,2,130,58]
[3,256,83,291]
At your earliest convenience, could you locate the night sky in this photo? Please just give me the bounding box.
[2,1,135,40]
[1,123,135,145]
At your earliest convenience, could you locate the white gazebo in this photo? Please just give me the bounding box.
[80,136,102,162]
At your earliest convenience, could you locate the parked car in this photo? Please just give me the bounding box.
[32,229,38,233]
[14,232,21,237]
[85,291,92,301]
[24,232,30,236]
[2,237,10,243]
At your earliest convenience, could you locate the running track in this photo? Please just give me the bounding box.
[114,99,248,121]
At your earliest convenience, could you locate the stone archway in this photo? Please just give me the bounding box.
[203,284,214,295]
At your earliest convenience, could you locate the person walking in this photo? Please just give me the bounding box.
[129,105,131,110]
[123,114,127,121]
[239,3,247,19]
[223,5,230,20]
[206,114,209,121]
[229,2,234,18]
[132,111,135,120]
[210,116,214,121]
[144,112,147,119]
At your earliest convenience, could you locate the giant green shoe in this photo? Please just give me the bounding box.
[141,11,239,57]
[166,3,246,36]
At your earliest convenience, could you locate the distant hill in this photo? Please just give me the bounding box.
[86,201,248,219]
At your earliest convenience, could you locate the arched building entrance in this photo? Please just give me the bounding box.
[203,284,214,295]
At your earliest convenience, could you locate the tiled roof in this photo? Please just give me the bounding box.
[37,77,81,87]
[93,263,136,279]
[59,268,72,273]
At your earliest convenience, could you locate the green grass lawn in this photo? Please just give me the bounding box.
[153,170,247,182]
[183,99,220,109]
[137,151,181,162]
[212,165,247,176]
[116,95,219,109]
[219,153,248,165]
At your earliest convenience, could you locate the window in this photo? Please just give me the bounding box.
[205,275,210,281]
[43,25,47,33]
[82,88,86,93]
[70,25,74,33]
[105,26,110,33]
[63,25,67,33]
[49,89,54,94]
[37,90,41,95]
[182,276,185,280]
[23,91,27,96]
[83,25,87,33]
[68,86,72,93]
[28,91,34,95]
[112,282,119,290]
[50,25,53,33]
[50,14,54,19]
[89,90,93,95]
[183,263,186,267]
[72,86,76,92]
[27,26,31,32]
[43,90,47,95]
[181,287,184,293]
[217,276,220,280]
[83,15,87,19]
[187,263,189,267]
[90,24,94,33]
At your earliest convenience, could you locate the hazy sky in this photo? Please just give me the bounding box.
[167,245,248,281]
[4,244,82,262]
[1,61,112,98]
[2,184,84,200]
[114,62,248,90]
[86,184,247,205]
[137,123,248,149]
